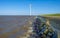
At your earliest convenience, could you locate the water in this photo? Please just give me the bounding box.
[49,20,60,38]
[0,16,35,38]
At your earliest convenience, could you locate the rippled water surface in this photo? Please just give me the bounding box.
[0,16,35,38]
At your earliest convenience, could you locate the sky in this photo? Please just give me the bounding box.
[0,0,60,15]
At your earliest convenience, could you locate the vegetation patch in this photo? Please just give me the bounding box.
[41,14,60,16]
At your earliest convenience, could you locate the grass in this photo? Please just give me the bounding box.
[41,14,60,16]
